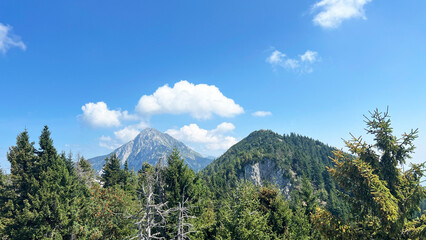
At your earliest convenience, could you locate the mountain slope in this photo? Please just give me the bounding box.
[89,128,211,172]
[202,129,348,215]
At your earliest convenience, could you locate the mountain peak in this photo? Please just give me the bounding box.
[89,128,211,172]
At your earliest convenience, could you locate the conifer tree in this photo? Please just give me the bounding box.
[5,130,40,238]
[164,149,202,239]
[164,149,199,207]
[312,109,426,239]
[75,155,95,187]
[231,183,274,240]
[102,154,123,188]
[5,126,78,239]
[0,168,13,236]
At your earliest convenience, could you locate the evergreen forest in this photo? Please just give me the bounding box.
[1,109,425,239]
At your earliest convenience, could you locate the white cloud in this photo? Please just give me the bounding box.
[301,50,318,63]
[99,135,121,150]
[114,122,149,143]
[252,111,272,117]
[166,122,238,151]
[136,80,244,119]
[266,50,286,64]
[284,59,300,70]
[122,111,139,121]
[99,135,112,142]
[312,0,372,29]
[80,102,123,128]
[98,121,149,149]
[267,49,319,73]
[0,23,26,54]
[213,122,236,133]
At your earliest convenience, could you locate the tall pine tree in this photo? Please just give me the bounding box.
[312,109,426,239]
[4,127,79,239]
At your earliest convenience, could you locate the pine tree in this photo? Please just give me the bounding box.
[5,126,78,239]
[257,186,293,238]
[75,155,95,187]
[5,130,40,238]
[102,154,123,188]
[0,168,14,236]
[312,109,426,239]
[164,149,202,239]
[231,183,274,240]
[74,184,136,239]
[164,149,199,207]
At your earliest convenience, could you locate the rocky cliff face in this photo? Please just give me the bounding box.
[89,128,211,172]
[238,158,293,196]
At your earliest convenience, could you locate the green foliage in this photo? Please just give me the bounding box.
[73,184,136,239]
[201,130,348,217]
[163,148,204,239]
[164,148,200,206]
[101,154,122,188]
[313,109,426,239]
[3,112,423,240]
[2,126,83,239]
[231,183,275,240]
[76,156,95,188]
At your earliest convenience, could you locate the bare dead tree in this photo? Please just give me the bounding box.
[175,188,197,240]
[127,161,170,240]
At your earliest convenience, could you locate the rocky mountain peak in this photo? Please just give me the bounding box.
[89,128,211,172]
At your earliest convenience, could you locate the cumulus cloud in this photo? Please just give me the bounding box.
[0,23,26,54]
[80,102,123,128]
[98,121,149,149]
[99,135,121,150]
[166,122,238,152]
[267,49,319,73]
[252,111,272,117]
[136,81,244,119]
[312,0,372,29]
[114,122,149,143]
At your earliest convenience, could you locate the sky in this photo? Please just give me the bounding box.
[1,0,426,172]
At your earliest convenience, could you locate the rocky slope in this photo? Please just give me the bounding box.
[201,130,345,212]
[89,128,211,172]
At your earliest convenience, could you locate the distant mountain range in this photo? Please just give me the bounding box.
[89,128,212,172]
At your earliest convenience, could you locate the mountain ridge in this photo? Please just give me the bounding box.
[201,129,348,215]
[89,128,211,172]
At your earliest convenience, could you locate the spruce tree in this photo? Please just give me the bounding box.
[164,149,201,238]
[101,154,123,188]
[312,109,426,239]
[75,155,95,187]
[5,126,78,239]
[5,130,40,238]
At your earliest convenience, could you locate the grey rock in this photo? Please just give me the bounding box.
[239,158,293,197]
[89,128,211,173]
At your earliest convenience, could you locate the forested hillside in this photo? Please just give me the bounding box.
[0,110,425,239]
[202,129,349,217]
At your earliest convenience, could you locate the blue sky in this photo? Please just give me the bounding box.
[1,0,426,171]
